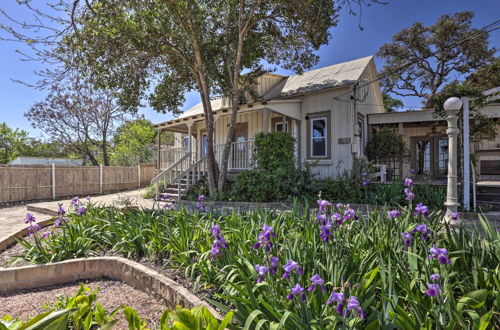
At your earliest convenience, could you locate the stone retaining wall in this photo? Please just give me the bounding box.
[0,257,220,318]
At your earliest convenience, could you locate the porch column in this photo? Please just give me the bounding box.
[296,119,301,169]
[187,122,193,163]
[157,129,162,170]
[443,97,462,224]
[263,109,269,133]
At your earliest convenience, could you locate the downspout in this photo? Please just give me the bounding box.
[352,83,359,163]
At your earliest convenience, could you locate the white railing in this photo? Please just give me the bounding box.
[159,147,187,170]
[215,139,254,170]
[172,155,208,199]
[373,164,387,183]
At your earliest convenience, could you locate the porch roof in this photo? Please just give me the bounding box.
[154,99,302,132]
[368,104,500,125]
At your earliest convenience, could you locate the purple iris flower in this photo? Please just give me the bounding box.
[210,236,228,258]
[307,274,326,292]
[54,216,67,227]
[336,203,344,209]
[387,210,401,219]
[430,273,440,282]
[401,232,413,247]
[404,178,414,187]
[450,212,460,221]
[332,213,342,224]
[198,194,206,202]
[317,200,332,213]
[346,296,366,319]
[210,224,228,258]
[41,231,51,239]
[319,219,334,242]
[56,203,66,216]
[287,284,306,302]
[343,207,357,221]
[282,260,303,279]
[414,203,429,218]
[71,196,80,206]
[316,213,327,222]
[409,169,416,174]
[24,213,36,224]
[28,223,41,235]
[255,265,269,283]
[76,206,87,216]
[362,172,368,177]
[361,178,370,188]
[429,245,451,264]
[252,223,276,250]
[270,256,279,275]
[327,291,344,305]
[425,283,441,297]
[210,224,221,237]
[404,188,415,201]
[412,224,433,240]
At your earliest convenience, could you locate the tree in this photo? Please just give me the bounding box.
[2,0,381,194]
[57,0,340,194]
[378,11,495,107]
[110,119,156,166]
[25,77,131,165]
[464,56,500,91]
[0,123,32,164]
[382,93,403,112]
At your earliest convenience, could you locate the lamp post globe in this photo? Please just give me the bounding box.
[443,97,463,112]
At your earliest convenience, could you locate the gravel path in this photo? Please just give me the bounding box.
[0,279,166,329]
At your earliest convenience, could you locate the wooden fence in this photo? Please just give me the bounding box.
[0,163,155,203]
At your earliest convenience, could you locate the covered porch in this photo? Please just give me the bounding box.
[154,99,303,172]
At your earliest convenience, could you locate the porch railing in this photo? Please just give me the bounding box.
[215,139,254,170]
[159,147,187,170]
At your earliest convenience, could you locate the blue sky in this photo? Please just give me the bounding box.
[0,0,498,136]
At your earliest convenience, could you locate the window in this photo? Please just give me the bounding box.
[275,121,288,132]
[182,136,189,150]
[311,117,327,157]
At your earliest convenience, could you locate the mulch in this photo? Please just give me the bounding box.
[0,278,166,329]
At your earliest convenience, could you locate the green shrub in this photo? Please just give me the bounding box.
[252,131,296,170]
[366,128,407,163]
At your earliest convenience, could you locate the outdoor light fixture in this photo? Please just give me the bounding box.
[443,97,462,113]
[443,97,462,224]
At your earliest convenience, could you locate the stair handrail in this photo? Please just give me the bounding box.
[151,153,191,185]
[172,154,208,200]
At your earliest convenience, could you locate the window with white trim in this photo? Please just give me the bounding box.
[275,121,288,132]
[182,136,189,150]
[311,117,327,157]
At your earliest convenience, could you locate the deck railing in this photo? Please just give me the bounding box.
[214,139,254,170]
[159,147,187,170]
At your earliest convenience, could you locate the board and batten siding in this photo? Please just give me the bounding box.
[299,86,354,179]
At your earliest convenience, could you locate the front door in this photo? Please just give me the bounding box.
[411,135,448,179]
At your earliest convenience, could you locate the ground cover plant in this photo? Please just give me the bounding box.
[12,189,500,329]
[0,284,231,330]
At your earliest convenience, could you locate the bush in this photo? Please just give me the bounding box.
[366,128,407,163]
[252,131,296,170]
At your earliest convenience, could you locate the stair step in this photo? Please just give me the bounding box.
[476,193,500,202]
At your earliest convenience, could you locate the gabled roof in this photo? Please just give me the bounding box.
[262,55,374,100]
[168,55,374,122]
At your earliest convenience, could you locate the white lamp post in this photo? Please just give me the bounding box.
[443,97,462,224]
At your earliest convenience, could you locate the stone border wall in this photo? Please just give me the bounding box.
[0,257,220,318]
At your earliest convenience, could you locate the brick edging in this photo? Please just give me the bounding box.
[0,257,221,318]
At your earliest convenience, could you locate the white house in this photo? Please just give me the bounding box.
[153,55,384,196]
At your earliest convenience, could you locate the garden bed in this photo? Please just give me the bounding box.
[5,200,498,329]
[0,278,165,329]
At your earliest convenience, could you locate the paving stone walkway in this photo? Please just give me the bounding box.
[0,189,155,248]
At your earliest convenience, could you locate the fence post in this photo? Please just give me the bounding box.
[51,163,56,200]
[138,164,141,188]
[100,164,103,194]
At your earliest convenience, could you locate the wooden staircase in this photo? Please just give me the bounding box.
[151,154,208,201]
[476,182,500,211]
